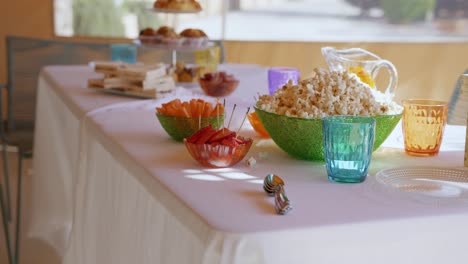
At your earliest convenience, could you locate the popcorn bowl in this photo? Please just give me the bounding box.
[184,137,253,168]
[156,113,224,142]
[254,107,402,161]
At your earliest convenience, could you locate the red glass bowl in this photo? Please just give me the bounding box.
[184,137,253,168]
[199,74,239,97]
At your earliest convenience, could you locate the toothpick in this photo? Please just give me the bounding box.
[227,104,237,129]
[216,98,220,127]
[236,107,250,137]
[223,99,226,128]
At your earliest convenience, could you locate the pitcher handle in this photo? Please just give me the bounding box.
[371,59,398,96]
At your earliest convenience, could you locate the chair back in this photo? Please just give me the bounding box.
[448,70,468,125]
[3,36,111,132]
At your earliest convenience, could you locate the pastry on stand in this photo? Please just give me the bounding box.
[153,0,202,12]
[169,61,205,84]
[140,0,217,83]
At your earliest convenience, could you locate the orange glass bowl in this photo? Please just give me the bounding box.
[247,111,270,138]
[199,73,239,97]
[183,137,253,168]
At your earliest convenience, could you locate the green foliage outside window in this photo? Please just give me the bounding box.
[123,1,161,32]
[73,0,126,37]
[73,0,158,37]
[345,0,438,24]
[379,0,436,24]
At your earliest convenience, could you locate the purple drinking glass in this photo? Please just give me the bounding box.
[268,67,300,95]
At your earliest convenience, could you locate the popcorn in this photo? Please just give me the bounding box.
[257,68,402,118]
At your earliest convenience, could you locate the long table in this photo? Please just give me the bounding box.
[31,65,468,264]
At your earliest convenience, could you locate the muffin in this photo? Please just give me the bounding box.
[140,27,156,36]
[139,27,157,44]
[154,0,202,11]
[180,28,207,38]
[156,26,176,37]
[180,28,208,47]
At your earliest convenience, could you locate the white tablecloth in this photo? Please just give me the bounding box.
[31,65,468,264]
[30,66,138,253]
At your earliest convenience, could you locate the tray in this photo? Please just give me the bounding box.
[88,87,156,99]
[375,167,468,204]
[176,82,199,88]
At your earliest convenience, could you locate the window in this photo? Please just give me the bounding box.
[55,0,468,42]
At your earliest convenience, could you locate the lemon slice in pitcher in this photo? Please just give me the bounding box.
[348,66,375,89]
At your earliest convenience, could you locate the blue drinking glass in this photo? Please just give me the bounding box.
[322,116,376,183]
[111,43,137,64]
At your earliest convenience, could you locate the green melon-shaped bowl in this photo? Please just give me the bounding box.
[156,113,225,142]
[254,107,402,161]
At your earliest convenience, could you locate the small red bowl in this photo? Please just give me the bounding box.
[184,137,253,168]
[199,72,239,97]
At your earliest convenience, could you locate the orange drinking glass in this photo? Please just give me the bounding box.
[402,99,448,156]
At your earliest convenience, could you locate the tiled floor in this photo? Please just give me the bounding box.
[0,152,60,264]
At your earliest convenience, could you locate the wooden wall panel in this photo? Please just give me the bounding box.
[0,0,54,83]
[224,41,468,102]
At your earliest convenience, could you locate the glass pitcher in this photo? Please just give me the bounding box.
[321,47,398,96]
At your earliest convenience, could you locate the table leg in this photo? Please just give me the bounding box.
[2,143,12,221]
[0,182,13,264]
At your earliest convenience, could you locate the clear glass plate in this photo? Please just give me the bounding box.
[134,39,214,52]
[176,82,200,88]
[148,7,201,14]
[375,167,468,205]
[87,87,155,99]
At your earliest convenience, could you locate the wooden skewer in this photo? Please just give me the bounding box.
[227,104,237,129]
[198,113,201,130]
[216,98,220,128]
[236,107,250,137]
[223,99,226,128]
